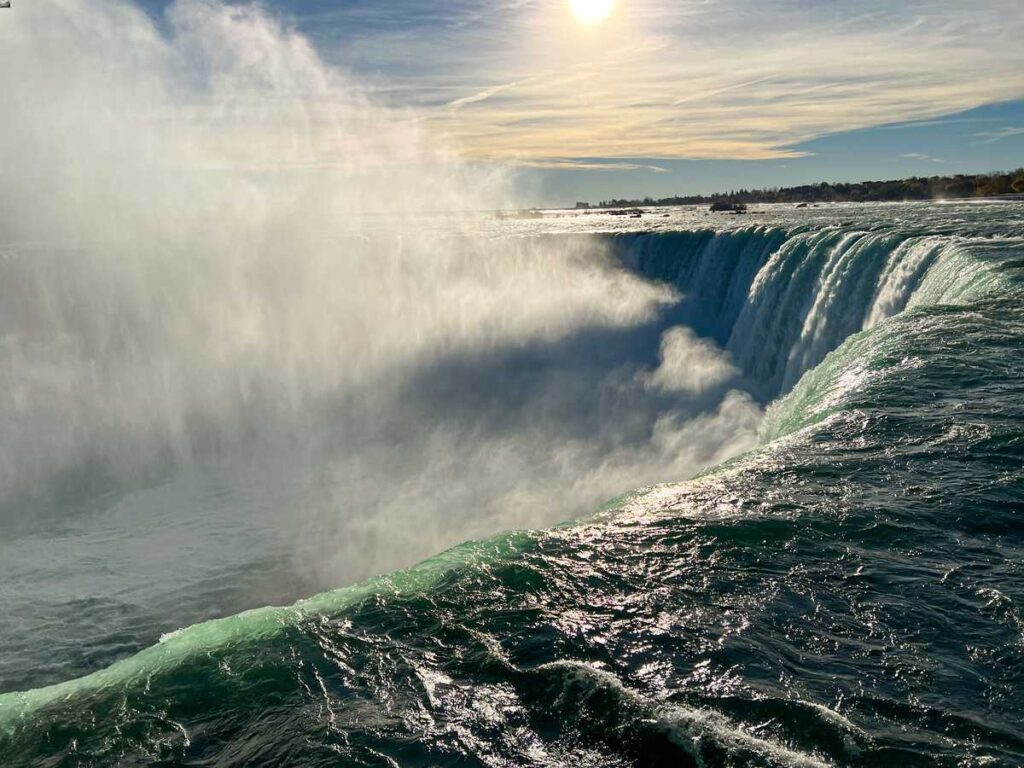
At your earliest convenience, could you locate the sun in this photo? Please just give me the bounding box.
[569,0,616,24]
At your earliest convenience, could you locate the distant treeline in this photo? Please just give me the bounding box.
[593,169,1024,208]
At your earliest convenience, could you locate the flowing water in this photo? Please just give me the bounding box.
[2,200,1023,767]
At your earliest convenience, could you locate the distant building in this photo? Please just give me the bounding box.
[575,202,591,209]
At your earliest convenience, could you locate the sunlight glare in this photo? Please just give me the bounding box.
[569,0,616,25]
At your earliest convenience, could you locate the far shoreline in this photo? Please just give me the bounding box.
[561,168,1024,211]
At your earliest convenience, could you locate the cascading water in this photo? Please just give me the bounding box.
[613,225,1004,400]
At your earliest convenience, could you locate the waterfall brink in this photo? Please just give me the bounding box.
[610,226,1001,399]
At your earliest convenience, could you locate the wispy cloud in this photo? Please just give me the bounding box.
[901,152,945,163]
[879,117,999,131]
[672,76,777,106]
[445,81,523,111]
[974,126,1024,143]
[240,0,1024,163]
[518,158,669,172]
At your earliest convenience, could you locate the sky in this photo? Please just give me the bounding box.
[134,0,1024,206]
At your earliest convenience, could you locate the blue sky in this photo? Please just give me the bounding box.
[135,0,1024,205]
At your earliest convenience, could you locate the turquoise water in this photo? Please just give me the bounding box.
[2,202,1023,766]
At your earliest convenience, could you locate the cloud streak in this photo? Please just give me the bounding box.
[445,80,523,110]
[672,75,777,106]
[974,126,1024,144]
[518,158,670,172]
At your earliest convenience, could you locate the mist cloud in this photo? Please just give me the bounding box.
[0,1,763,623]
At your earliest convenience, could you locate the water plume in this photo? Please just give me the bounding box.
[0,0,762,663]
